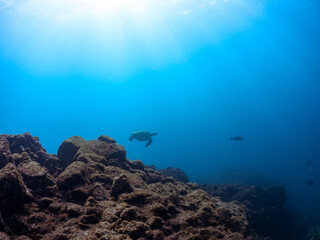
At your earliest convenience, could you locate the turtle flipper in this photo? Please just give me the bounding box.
[145,138,152,147]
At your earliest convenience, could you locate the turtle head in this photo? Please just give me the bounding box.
[129,136,134,141]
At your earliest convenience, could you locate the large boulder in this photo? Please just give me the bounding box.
[17,161,56,196]
[57,136,86,169]
[0,138,11,169]
[158,167,189,183]
[74,137,127,167]
[0,133,61,177]
[0,133,45,156]
[0,163,31,217]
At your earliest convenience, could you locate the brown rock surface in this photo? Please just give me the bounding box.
[0,133,257,240]
[157,167,189,183]
[200,184,297,240]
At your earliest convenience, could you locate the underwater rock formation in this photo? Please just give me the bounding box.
[300,216,320,240]
[153,167,301,240]
[0,133,256,240]
[200,184,299,240]
[157,167,189,183]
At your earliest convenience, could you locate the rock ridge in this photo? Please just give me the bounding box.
[0,133,262,240]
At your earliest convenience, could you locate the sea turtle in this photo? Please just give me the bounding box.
[129,131,158,147]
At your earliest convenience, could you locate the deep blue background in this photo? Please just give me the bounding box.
[1,0,320,216]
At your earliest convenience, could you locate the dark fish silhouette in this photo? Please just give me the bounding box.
[305,179,314,186]
[230,136,243,141]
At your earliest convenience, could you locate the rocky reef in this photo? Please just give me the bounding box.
[149,166,301,240]
[200,184,298,240]
[157,167,189,183]
[0,133,257,240]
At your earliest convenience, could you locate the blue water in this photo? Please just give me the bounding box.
[1,0,320,217]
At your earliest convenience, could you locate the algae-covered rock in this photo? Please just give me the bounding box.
[158,167,189,183]
[0,133,264,240]
[0,163,30,215]
[0,133,62,177]
[111,173,134,198]
[57,136,86,169]
[0,138,11,170]
[57,161,90,191]
[97,135,116,143]
[0,133,44,156]
[0,212,5,232]
[12,236,33,240]
[0,232,10,240]
[18,161,56,196]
